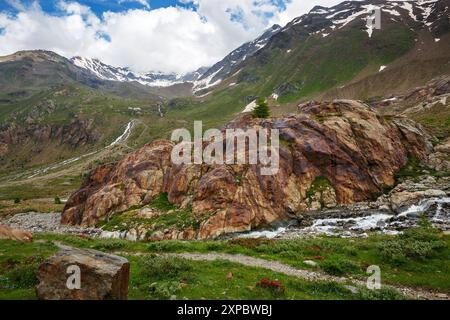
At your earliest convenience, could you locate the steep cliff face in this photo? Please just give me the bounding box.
[62,100,432,239]
[0,119,99,153]
[0,115,101,172]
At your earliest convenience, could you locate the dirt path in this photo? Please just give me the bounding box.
[168,252,449,301]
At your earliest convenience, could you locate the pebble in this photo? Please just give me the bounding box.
[303,260,318,267]
[344,285,359,294]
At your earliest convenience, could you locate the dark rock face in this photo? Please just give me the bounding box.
[0,118,99,155]
[36,246,129,300]
[62,100,432,239]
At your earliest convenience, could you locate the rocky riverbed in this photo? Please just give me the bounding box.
[0,212,103,237]
[240,197,450,239]
[0,211,154,241]
[240,176,450,239]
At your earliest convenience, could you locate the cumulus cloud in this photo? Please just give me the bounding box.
[118,0,150,9]
[0,0,344,73]
[271,0,344,26]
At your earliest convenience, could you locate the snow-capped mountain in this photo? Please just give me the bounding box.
[70,0,448,93]
[71,24,282,92]
[71,56,206,87]
[281,0,445,39]
[193,24,282,93]
[193,0,449,94]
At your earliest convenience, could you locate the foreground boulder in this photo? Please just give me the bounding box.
[36,246,129,300]
[62,100,433,239]
[0,225,33,242]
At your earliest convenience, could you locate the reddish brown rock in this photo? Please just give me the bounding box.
[0,225,33,243]
[36,246,129,300]
[0,142,7,157]
[62,100,432,239]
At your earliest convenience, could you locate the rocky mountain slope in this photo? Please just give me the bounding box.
[0,50,189,173]
[193,24,282,93]
[62,100,432,239]
[196,0,450,102]
[0,50,191,100]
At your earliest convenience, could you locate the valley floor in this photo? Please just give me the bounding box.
[0,228,449,300]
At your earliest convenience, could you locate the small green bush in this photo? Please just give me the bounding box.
[150,193,175,211]
[320,257,360,276]
[378,218,447,264]
[357,287,406,300]
[92,240,126,251]
[140,254,193,280]
[146,281,182,300]
[1,264,40,289]
[13,198,20,204]
[54,197,61,204]
[252,98,270,119]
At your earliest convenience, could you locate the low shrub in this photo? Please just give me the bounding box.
[356,287,406,300]
[140,254,193,280]
[91,239,126,251]
[320,257,360,276]
[378,218,447,265]
[0,262,41,289]
[227,238,274,249]
[146,281,182,300]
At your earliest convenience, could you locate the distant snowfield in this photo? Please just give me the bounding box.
[72,57,192,88]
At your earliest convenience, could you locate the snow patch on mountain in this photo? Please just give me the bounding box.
[193,24,282,94]
[242,100,257,113]
[286,0,442,40]
[71,56,204,87]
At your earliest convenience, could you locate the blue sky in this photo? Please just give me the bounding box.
[1,0,203,15]
[0,0,343,73]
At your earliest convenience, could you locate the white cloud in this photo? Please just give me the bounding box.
[5,0,27,11]
[118,0,150,9]
[271,0,344,26]
[0,0,345,73]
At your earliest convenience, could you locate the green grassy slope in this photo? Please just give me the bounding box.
[1,224,448,300]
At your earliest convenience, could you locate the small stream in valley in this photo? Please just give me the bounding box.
[238,197,450,239]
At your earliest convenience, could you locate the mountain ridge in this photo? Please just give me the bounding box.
[71,56,208,88]
[0,0,449,176]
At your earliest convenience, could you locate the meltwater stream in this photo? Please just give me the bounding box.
[399,197,450,222]
[238,197,450,239]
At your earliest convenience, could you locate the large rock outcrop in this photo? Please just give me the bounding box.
[62,100,432,239]
[36,246,129,300]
